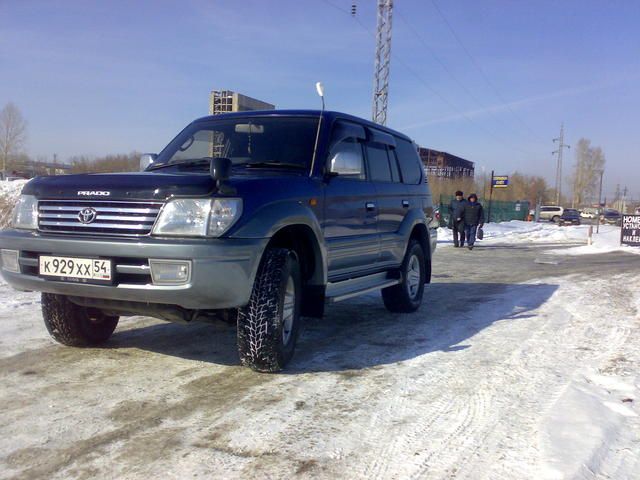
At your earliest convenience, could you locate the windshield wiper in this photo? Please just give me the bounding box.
[242,162,306,170]
[147,158,211,171]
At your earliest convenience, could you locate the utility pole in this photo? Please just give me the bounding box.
[481,166,487,201]
[553,123,570,205]
[372,0,393,125]
[622,185,628,213]
[596,169,604,234]
[487,170,494,223]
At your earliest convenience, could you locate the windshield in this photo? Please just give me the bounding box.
[153,116,318,170]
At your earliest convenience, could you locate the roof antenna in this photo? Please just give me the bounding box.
[316,81,325,111]
[309,82,325,177]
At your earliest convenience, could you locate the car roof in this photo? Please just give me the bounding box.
[191,109,415,143]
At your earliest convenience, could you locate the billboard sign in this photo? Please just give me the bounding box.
[492,175,509,188]
[621,215,640,246]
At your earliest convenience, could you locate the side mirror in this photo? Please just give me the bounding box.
[328,150,363,177]
[140,153,157,171]
[210,156,232,183]
[210,157,235,194]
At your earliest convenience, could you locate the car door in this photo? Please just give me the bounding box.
[363,131,408,266]
[322,121,379,278]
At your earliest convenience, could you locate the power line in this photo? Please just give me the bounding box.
[429,0,545,142]
[350,13,537,157]
[319,0,351,15]
[395,7,540,145]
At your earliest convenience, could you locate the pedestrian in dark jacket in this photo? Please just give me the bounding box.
[459,193,484,250]
[448,190,467,247]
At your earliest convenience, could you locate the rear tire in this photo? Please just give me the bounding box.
[237,248,302,372]
[41,293,119,346]
[382,239,426,313]
[551,215,560,223]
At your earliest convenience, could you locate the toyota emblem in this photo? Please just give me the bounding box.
[78,207,98,224]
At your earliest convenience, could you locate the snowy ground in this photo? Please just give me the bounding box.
[439,219,638,255]
[0,221,639,479]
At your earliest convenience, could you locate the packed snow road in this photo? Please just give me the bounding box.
[1,240,639,479]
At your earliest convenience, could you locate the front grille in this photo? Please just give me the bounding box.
[38,200,163,236]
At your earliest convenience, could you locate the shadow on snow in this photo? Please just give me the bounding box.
[107,281,558,373]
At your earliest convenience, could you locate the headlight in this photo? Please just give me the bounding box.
[12,195,38,230]
[152,198,242,237]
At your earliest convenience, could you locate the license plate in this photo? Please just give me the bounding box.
[39,255,112,282]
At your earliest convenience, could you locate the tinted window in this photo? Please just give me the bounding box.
[395,138,422,184]
[388,148,401,182]
[365,143,392,182]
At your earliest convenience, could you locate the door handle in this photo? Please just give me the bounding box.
[365,202,376,211]
[402,200,410,208]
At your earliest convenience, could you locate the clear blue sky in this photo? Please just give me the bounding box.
[1,0,638,199]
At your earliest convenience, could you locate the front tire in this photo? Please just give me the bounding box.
[41,293,119,346]
[237,248,302,372]
[382,239,426,313]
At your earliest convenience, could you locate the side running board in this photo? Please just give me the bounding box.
[325,272,400,303]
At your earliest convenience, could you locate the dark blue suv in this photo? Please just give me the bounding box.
[0,110,437,371]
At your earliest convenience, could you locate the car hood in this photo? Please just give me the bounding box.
[22,170,308,201]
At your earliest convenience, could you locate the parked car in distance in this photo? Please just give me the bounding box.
[539,205,564,223]
[580,207,598,219]
[559,208,581,226]
[601,209,622,225]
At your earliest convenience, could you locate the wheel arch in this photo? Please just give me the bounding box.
[264,224,326,318]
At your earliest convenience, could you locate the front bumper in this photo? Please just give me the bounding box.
[0,230,268,310]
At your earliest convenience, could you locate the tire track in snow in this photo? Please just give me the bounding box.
[358,285,550,479]
[451,276,636,480]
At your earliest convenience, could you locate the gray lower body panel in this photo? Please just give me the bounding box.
[0,230,268,310]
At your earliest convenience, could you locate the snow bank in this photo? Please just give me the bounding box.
[438,220,589,245]
[0,180,27,229]
[550,225,640,256]
[438,220,640,256]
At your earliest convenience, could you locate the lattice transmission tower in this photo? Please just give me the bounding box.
[372,0,393,125]
[553,123,570,205]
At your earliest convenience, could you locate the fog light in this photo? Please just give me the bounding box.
[149,260,191,285]
[1,249,19,273]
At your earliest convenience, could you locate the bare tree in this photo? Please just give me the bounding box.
[0,103,28,176]
[69,152,140,174]
[570,138,606,206]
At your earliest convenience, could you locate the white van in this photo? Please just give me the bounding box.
[539,205,564,222]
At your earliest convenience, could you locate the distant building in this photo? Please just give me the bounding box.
[209,90,275,115]
[418,147,474,179]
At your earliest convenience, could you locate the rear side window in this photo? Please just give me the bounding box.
[395,138,423,184]
[388,149,401,182]
[365,143,392,182]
